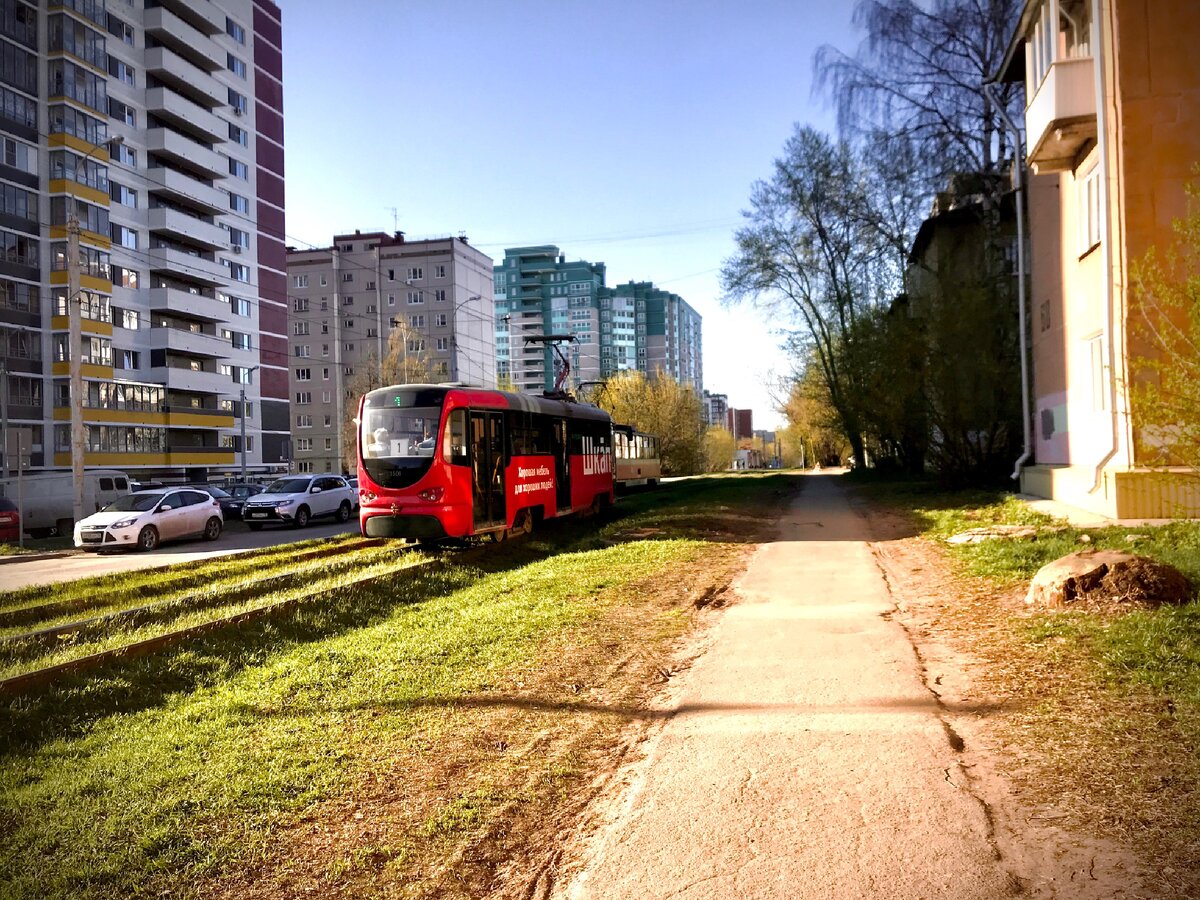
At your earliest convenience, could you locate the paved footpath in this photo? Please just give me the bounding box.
[556,474,1016,899]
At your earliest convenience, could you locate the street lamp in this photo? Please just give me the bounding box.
[68,134,125,527]
[239,365,259,483]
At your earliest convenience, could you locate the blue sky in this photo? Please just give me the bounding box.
[280,0,861,429]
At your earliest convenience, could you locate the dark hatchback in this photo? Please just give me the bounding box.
[187,484,245,520]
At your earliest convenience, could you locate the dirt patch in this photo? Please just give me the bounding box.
[862,501,1191,898]
[202,546,749,900]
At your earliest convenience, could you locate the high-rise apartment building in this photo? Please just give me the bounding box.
[285,231,496,474]
[703,390,728,427]
[0,0,286,484]
[494,246,703,394]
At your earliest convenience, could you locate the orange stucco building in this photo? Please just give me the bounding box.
[1001,0,1200,517]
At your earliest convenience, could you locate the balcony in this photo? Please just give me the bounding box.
[1026,57,1097,173]
[164,406,235,428]
[149,287,229,322]
[150,365,233,395]
[146,128,224,179]
[151,326,229,359]
[145,87,225,143]
[147,246,227,285]
[144,7,223,71]
[153,0,224,35]
[148,207,227,251]
[144,47,224,107]
[145,166,225,214]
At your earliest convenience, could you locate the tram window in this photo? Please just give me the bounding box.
[444,409,468,466]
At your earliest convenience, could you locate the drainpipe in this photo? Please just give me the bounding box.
[983,82,1032,482]
[1089,0,1121,494]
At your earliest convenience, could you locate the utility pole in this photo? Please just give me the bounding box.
[67,217,85,527]
[1,360,7,478]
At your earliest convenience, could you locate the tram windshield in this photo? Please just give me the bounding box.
[359,387,446,488]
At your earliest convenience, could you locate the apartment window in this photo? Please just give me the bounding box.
[294,321,310,335]
[225,261,249,283]
[226,17,246,44]
[227,53,246,79]
[343,318,354,329]
[344,343,355,352]
[229,158,248,180]
[115,143,136,167]
[295,345,311,358]
[110,223,138,249]
[320,275,328,286]
[407,267,423,281]
[231,297,250,317]
[366,328,378,338]
[434,289,446,302]
[108,98,135,126]
[228,88,247,115]
[1079,164,1101,255]
[435,264,446,278]
[435,313,447,327]
[387,293,396,306]
[325,437,333,451]
[293,297,309,312]
[436,337,449,351]
[366,304,376,313]
[323,367,330,380]
[341,272,353,283]
[117,349,139,369]
[320,322,329,334]
[112,265,138,289]
[293,274,309,288]
[387,269,395,281]
[2,137,35,175]
[296,438,312,452]
[297,415,313,428]
[107,57,135,86]
[342,295,354,306]
[407,339,425,352]
[109,181,136,207]
[324,416,332,427]
[106,13,134,45]
[119,309,140,330]
[410,314,425,328]
[296,391,312,404]
[322,344,330,356]
[229,123,248,147]
[227,227,249,250]
[229,192,249,214]
[408,291,422,304]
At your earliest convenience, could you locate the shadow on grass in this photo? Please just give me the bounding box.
[0,474,802,758]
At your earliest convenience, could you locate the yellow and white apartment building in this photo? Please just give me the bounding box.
[1000,0,1200,517]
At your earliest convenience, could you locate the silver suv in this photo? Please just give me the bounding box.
[242,475,356,530]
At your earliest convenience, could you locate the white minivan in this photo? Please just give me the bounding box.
[0,469,131,538]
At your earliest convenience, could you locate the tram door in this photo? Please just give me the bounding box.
[552,418,570,511]
[470,411,506,529]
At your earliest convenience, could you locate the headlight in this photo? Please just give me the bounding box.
[276,501,293,510]
[111,517,139,529]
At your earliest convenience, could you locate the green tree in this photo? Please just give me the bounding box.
[597,370,705,476]
[702,426,736,473]
[1131,175,1200,469]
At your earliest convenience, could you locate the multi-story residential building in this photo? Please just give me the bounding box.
[285,230,495,474]
[999,0,1200,516]
[703,390,729,428]
[494,246,703,395]
[0,0,287,488]
[494,246,605,393]
[728,408,752,441]
[604,281,703,389]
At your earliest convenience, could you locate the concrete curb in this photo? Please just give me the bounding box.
[0,550,77,567]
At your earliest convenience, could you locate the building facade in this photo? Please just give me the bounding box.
[285,231,495,474]
[703,390,728,428]
[1000,0,1200,516]
[0,0,287,485]
[494,246,703,395]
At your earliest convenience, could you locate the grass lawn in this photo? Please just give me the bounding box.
[0,473,795,899]
[851,474,1200,894]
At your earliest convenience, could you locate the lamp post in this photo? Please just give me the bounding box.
[239,365,260,483]
[67,135,124,527]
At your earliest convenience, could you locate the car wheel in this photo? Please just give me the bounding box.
[294,506,310,528]
[137,526,160,552]
[336,501,352,523]
[203,517,222,541]
[247,523,263,531]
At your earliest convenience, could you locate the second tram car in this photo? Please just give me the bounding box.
[357,384,614,541]
[612,425,661,489]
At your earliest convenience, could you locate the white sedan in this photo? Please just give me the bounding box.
[74,488,224,552]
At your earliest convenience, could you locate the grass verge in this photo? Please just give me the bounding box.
[851,475,1200,895]
[0,472,796,899]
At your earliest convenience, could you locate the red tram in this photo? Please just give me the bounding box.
[356,384,614,541]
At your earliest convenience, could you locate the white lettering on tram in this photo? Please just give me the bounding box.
[581,436,611,476]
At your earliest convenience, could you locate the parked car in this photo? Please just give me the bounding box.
[0,469,130,537]
[130,480,166,493]
[346,477,360,510]
[241,475,356,530]
[74,488,224,552]
[0,497,19,542]
[226,482,265,513]
[187,484,244,520]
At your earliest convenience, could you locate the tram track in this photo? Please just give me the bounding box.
[0,548,442,699]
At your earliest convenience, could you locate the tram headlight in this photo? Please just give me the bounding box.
[417,487,444,503]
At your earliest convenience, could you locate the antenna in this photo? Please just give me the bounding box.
[387,207,399,232]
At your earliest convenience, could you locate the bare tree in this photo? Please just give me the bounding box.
[814,0,1021,187]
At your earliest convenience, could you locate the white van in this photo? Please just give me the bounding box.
[0,469,132,537]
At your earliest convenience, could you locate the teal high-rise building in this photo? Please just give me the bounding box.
[494,247,702,394]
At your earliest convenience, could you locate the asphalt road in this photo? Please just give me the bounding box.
[554,474,1014,899]
[0,518,361,591]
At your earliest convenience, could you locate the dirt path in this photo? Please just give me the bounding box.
[549,474,1017,898]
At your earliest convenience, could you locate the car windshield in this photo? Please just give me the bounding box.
[202,486,231,498]
[104,493,164,512]
[230,485,257,498]
[263,478,312,494]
